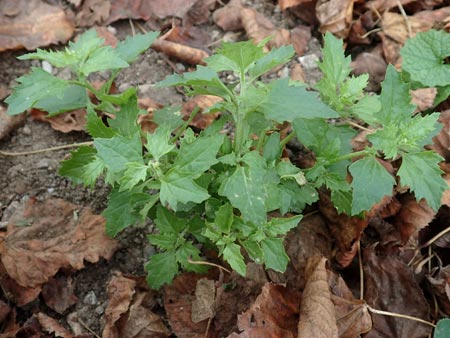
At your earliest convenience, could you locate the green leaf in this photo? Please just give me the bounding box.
[35,85,87,115]
[214,203,234,234]
[219,152,267,225]
[249,45,295,80]
[349,157,395,215]
[401,29,450,87]
[6,68,72,115]
[59,146,104,187]
[153,105,184,130]
[86,107,116,138]
[107,95,141,137]
[263,132,281,162]
[79,45,129,76]
[147,233,177,250]
[160,169,210,210]
[119,162,148,191]
[94,132,143,174]
[261,237,289,272]
[278,180,318,214]
[331,189,353,215]
[145,124,175,161]
[259,78,338,122]
[145,251,179,289]
[378,65,415,125]
[348,95,381,124]
[241,240,264,263]
[103,188,142,237]
[266,215,302,237]
[223,243,246,276]
[434,318,450,338]
[176,242,208,273]
[115,31,159,63]
[154,205,186,233]
[176,134,224,173]
[398,151,446,210]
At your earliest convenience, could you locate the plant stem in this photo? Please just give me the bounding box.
[332,149,371,163]
[171,106,200,142]
[256,129,267,153]
[280,132,296,148]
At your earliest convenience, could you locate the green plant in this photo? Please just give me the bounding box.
[434,318,450,338]
[6,29,448,289]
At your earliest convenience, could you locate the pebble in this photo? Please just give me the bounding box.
[83,291,98,305]
[95,305,104,315]
[21,125,31,136]
[42,61,53,74]
[298,54,320,70]
[175,63,185,72]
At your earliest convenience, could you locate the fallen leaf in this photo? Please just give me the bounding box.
[191,278,216,323]
[279,0,313,10]
[1,198,118,288]
[289,0,319,25]
[316,0,355,38]
[103,273,170,338]
[290,25,311,56]
[431,110,450,161]
[163,25,210,50]
[0,0,74,51]
[290,63,306,82]
[381,12,430,45]
[182,95,222,130]
[410,87,437,112]
[30,109,87,133]
[0,106,26,141]
[76,0,111,27]
[298,256,338,338]
[427,265,450,316]
[363,244,432,338]
[351,45,387,92]
[365,0,416,12]
[229,283,299,338]
[213,0,244,31]
[152,38,208,65]
[185,0,217,26]
[41,274,78,314]
[36,312,75,338]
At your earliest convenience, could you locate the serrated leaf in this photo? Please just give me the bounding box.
[259,78,338,122]
[145,251,179,289]
[223,243,246,276]
[278,181,318,214]
[261,237,289,272]
[331,189,353,215]
[214,203,234,234]
[59,146,104,187]
[103,188,142,237]
[348,95,381,124]
[176,134,224,173]
[318,32,352,86]
[266,215,302,237]
[219,153,267,225]
[205,54,240,73]
[349,157,395,215]
[35,85,88,115]
[147,233,177,250]
[153,105,184,130]
[115,31,159,63]
[378,65,416,125]
[86,107,116,138]
[401,29,450,87]
[176,242,208,273]
[160,169,210,210]
[107,94,141,137]
[241,240,264,263]
[398,151,446,210]
[145,124,175,161]
[79,45,129,76]
[119,162,148,191]
[154,205,186,233]
[341,74,369,103]
[6,68,72,115]
[249,45,295,80]
[94,132,143,174]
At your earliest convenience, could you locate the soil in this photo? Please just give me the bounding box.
[0,1,326,336]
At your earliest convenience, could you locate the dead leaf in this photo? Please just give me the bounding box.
[163,25,210,50]
[289,0,319,25]
[316,0,355,38]
[431,110,450,161]
[279,0,313,10]
[36,312,75,338]
[381,12,430,45]
[76,0,111,27]
[290,25,311,56]
[30,109,87,133]
[363,244,432,338]
[290,63,306,82]
[182,95,222,130]
[365,0,416,12]
[392,194,437,242]
[191,278,216,323]
[427,265,450,316]
[298,256,338,338]
[0,106,26,141]
[379,32,402,68]
[213,0,244,31]
[152,38,208,65]
[0,0,74,51]
[0,299,10,324]
[230,283,299,338]
[94,26,118,48]
[41,275,77,314]
[103,273,170,338]
[1,198,118,288]
[185,0,217,26]
[350,45,387,92]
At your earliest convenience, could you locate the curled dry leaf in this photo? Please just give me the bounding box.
[0,261,41,306]
[185,0,217,26]
[213,0,244,31]
[278,0,313,11]
[290,25,311,56]
[298,256,338,338]
[427,265,450,316]
[363,244,432,338]
[41,275,77,314]
[431,110,450,161]
[191,278,216,323]
[0,105,26,141]
[350,45,387,92]
[410,88,437,112]
[1,198,118,289]
[103,273,170,338]
[76,0,111,27]
[229,283,300,338]
[30,109,87,133]
[152,38,208,65]
[316,0,355,38]
[183,95,222,130]
[0,0,74,51]
[36,312,75,338]
[163,25,211,50]
[365,0,416,12]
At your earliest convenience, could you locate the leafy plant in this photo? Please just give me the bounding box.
[434,318,450,338]
[5,29,448,289]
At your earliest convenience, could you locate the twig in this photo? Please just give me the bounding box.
[78,318,101,338]
[0,141,93,156]
[187,257,231,274]
[129,18,136,37]
[367,304,436,328]
[420,225,450,250]
[346,120,373,132]
[396,0,412,38]
[358,241,364,300]
[360,28,382,39]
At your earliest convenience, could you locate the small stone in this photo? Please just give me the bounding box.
[83,291,98,305]
[175,63,185,72]
[42,61,53,74]
[21,125,31,135]
[94,305,104,315]
[298,54,320,70]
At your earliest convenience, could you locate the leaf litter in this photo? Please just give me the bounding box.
[3,0,450,337]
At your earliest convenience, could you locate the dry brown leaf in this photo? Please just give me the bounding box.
[365,0,416,12]
[185,0,217,26]
[431,110,450,161]
[1,198,118,288]
[191,278,216,323]
[0,0,74,51]
[36,312,75,338]
[298,256,338,338]
[41,275,77,314]
[379,32,402,68]
[350,45,387,92]
[0,299,10,324]
[290,63,306,82]
[363,244,432,338]
[392,194,437,242]
[182,95,222,130]
[279,0,313,10]
[76,0,111,27]
[381,12,431,44]
[290,25,311,56]
[103,273,169,338]
[30,109,87,133]
[316,0,355,38]
[164,25,210,50]
[229,283,300,338]
[290,0,318,25]
[427,265,450,316]
[213,0,244,31]
[94,25,118,47]
[410,87,437,112]
[152,38,208,65]
[0,105,26,141]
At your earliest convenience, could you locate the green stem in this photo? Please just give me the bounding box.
[280,132,296,149]
[171,106,200,143]
[256,129,267,153]
[332,149,371,163]
[234,114,244,154]
[69,80,101,97]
